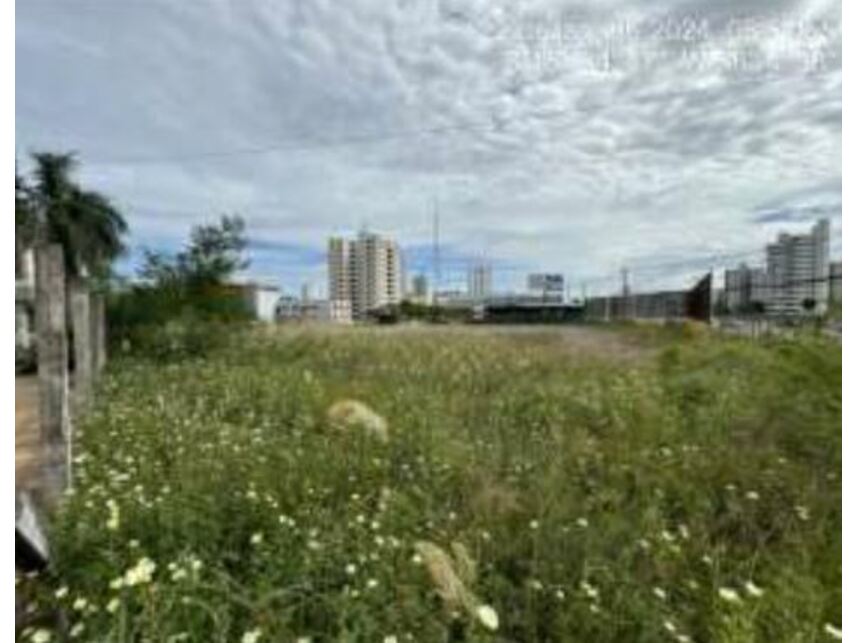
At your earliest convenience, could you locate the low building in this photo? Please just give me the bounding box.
[527,273,565,303]
[231,279,281,322]
[477,301,584,324]
[276,297,352,324]
[328,299,353,323]
[434,290,473,308]
[275,295,302,321]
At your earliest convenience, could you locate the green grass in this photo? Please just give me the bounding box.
[20,326,841,642]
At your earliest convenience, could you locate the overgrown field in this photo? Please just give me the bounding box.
[20,326,841,642]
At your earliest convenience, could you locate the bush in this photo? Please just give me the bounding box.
[107,284,252,362]
[123,314,235,362]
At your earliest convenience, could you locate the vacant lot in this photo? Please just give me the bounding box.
[20,325,841,642]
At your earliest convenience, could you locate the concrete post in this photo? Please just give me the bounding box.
[70,282,92,411]
[35,244,71,501]
[91,295,107,375]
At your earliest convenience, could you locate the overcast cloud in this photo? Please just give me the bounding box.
[16,0,841,295]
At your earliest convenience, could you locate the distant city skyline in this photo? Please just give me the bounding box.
[17,0,841,296]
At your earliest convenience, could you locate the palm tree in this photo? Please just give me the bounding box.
[26,152,128,278]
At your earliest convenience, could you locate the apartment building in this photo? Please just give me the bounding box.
[328,231,404,321]
[765,219,830,316]
[467,263,492,302]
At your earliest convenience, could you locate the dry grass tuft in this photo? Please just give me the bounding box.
[415,540,498,631]
[326,399,389,442]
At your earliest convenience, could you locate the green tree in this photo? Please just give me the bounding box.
[26,152,128,278]
[140,215,248,289]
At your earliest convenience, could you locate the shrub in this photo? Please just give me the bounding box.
[107,285,251,361]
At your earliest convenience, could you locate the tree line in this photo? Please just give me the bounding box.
[16,151,254,362]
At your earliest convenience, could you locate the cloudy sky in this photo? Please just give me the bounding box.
[17,0,841,296]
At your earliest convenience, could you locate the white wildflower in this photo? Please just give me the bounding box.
[744,580,764,598]
[250,533,264,546]
[476,605,499,631]
[123,557,156,586]
[653,587,667,601]
[241,629,262,643]
[745,491,760,501]
[345,564,357,576]
[823,624,842,639]
[105,499,120,531]
[718,587,741,604]
[580,580,599,600]
[54,586,68,599]
[69,623,85,638]
[576,517,589,529]
[529,520,539,530]
[107,598,121,613]
[31,630,52,643]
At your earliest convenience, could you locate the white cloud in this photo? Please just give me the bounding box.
[16,0,840,294]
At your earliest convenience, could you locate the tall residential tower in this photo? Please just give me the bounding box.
[467,263,492,302]
[328,231,404,321]
[765,218,830,316]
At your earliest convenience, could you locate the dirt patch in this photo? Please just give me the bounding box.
[16,376,41,492]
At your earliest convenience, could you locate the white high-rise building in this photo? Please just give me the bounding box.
[765,219,830,316]
[468,263,492,301]
[328,231,404,321]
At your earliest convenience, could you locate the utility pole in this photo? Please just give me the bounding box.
[621,266,631,320]
[432,197,440,302]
